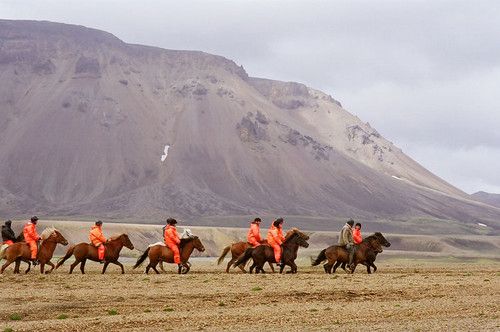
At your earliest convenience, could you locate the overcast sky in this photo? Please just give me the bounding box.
[2,0,500,194]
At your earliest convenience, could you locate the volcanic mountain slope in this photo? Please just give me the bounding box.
[0,20,499,232]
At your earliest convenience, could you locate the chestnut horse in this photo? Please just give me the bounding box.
[234,229,309,274]
[56,234,134,274]
[217,240,275,273]
[133,236,205,274]
[311,232,391,274]
[0,227,68,274]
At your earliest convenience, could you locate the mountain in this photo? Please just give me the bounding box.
[0,20,499,233]
[471,191,500,209]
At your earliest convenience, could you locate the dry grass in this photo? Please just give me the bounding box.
[0,259,499,331]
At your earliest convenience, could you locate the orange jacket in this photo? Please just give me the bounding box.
[164,225,180,246]
[247,223,262,243]
[353,228,362,244]
[267,225,285,246]
[23,222,40,243]
[89,225,107,246]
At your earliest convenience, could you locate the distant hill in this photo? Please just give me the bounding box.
[1,20,500,234]
[471,191,500,208]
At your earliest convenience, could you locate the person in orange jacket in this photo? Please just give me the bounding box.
[89,220,107,262]
[267,218,285,266]
[164,218,181,266]
[23,216,41,265]
[349,222,363,268]
[247,217,263,247]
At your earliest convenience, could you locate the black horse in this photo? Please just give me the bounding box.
[234,228,309,274]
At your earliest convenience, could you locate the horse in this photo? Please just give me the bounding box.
[133,236,205,274]
[0,227,68,274]
[311,232,391,274]
[234,228,309,274]
[56,234,134,274]
[217,240,275,273]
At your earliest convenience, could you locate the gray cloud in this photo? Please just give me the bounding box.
[2,0,499,193]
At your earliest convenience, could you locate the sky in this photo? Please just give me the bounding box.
[2,0,500,194]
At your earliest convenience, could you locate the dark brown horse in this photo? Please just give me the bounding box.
[56,234,134,274]
[311,232,391,274]
[0,228,68,274]
[133,236,205,274]
[234,229,309,274]
[217,240,275,273]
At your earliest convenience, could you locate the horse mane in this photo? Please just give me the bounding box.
[363,233,379,242]
[109,233,126,241]
[284,228,309,242]
[40,227,58,240]
[180,236,198,248]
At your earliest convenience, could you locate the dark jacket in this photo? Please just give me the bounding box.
[2,225,16,242]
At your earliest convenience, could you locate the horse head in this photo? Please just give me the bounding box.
[192,236,205,252]
[285,228,309,248]
[41,227,68,246]
[118,234,134,250]
[373,232,391,247]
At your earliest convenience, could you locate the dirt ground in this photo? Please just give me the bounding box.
[0,258,499,331]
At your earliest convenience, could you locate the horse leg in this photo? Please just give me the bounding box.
[332,261,342,273]
[323,263,331,274]
[159,262,166,273]
[286,262,297,274]
[268,262,275,273]
[350,264,357,274]
[102,261,109,274]
[23,259,31,274]
[112,261,125,274]
[367,264,371,274]
[1,259,14,274]
[249,262,256,274]
[40,262,45,274]
[14,259,21,273]
[151,263,160,274]
[80,259,87,274]
[341,262,347,273]
[226,258,235,273]
[45,261,55,274]
[372,263,377,272]
[145,263,151,274]
[279,262,285,274]
[69,259,79,274]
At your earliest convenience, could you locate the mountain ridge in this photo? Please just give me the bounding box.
[0,19,499,234]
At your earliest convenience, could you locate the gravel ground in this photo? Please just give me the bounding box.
[0,259,499,331]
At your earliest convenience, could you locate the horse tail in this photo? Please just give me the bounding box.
[233,247,253,268]
[217,245,231,265]
[311,249,327,266]
[0,244,8,260]
[133,248,150,269]
[56,245,75,269]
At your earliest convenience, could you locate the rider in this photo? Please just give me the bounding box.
[164,218,181,267]
[23,216,41,265]
[351,222,363,267]
[338,219,355,268]
[2,220,16,245]
[247,217,263,247]
[267,218,285,267]
[89,220,107,262]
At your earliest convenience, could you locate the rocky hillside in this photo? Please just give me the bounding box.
[0,20,499,233]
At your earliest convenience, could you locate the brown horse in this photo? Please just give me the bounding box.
[234,229,309,274]
[311,232,391,274]
[217,240,275,273]
[56,234,134,274]
[133,236,205,274]
[0,227,68,274]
